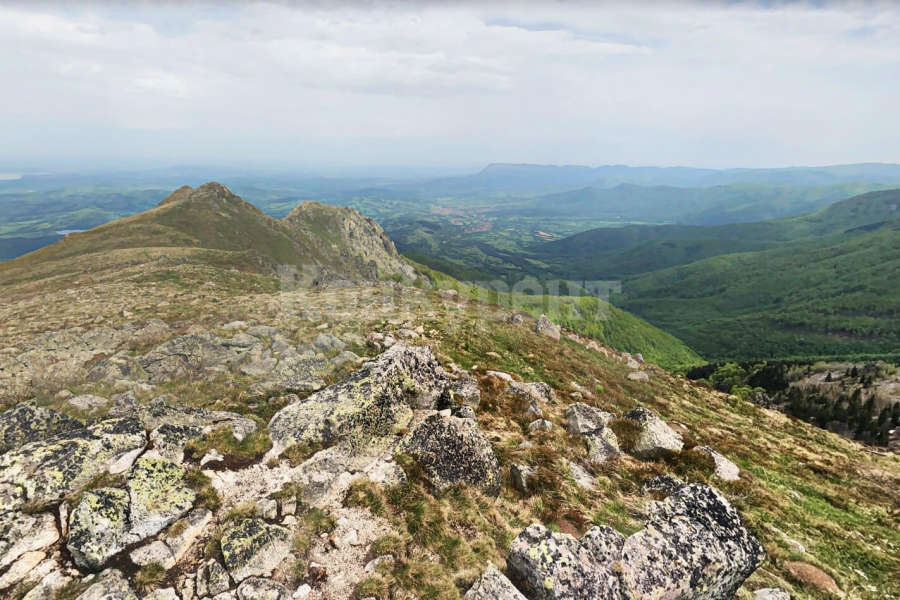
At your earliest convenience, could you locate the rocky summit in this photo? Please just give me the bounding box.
[0,183,896,600]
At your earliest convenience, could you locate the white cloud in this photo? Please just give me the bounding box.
[0,1,898,169]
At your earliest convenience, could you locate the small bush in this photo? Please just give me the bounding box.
[345,479,387,517]
[134,562,166,593]
[223,501,258,523]
[183,421,272,466]
[281,441,328,467]
[356,575,391,600]
[184,468,221,511]
[659,449,715,482]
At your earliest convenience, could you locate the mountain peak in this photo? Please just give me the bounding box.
[157,181,237,207]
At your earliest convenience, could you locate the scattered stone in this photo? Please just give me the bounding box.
[221,519,292,582]
[511,464,535,495]
[452,377,481,408]
[693,446,741,481]
[754,589,791,600]
[784,562,841,596]
[585,434,620,464]
[236,577,291,600]
[198,558,232,597]
[564,460,595,490]
[66,395,109,414]
[465,563,527,600]
[223,321,249,331]
[401,414,501,496]
[241,359,278,377]
[138,332,239,382]
[247,326,280,338]
[251,356,328,396]
[313,334,346,355]
[534,314,561,341]
[627,371,650,382]
[145,588,180,600]
[565,403,615,436]
[75,569,137,600]
[450,405,477,420]
[621,407,683,459]
[87,352,150,386]
[528,419,553,432]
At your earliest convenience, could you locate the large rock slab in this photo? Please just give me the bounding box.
[620,407,683,459]
[0,417,146,514]
[127,457,195,539]
[0,512,59,569]
[221,519,292,582]
[0,402,82,454]
[465,563,528,600]
[507,484,765,600]
[401,414,502,496]
[268,344,450,453]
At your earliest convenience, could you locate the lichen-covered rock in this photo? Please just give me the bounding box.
[111,399,256,445]
[528,419,553,433]
[250,356,328,396]
[641,474,686,496]
[400,414,501,496]
[693,446,741,481]
[75,569,138,600]
[268,344,450,453]
[565,403,615,437]
[510,464,535,495]
[66,395,110,415]
[240,359,278,377]
[143,589,179,600]
[451,405,477,420]
[509,382,556,406]
[127,457,195,539]
[627,371,650,382]
[452,376,481,408]
[236,577,291,600]
[67,487,132,571]
[621,407,683,459]
[507,524,624,600]
[534,315,561,341]
[148,423,205,463]
[221,519,292,582]
[508,484,764,600]
[138,332,237,383]
[0,512,59,569]
[0,417,146,513]
[198,558,231,596]
[0,402,82,454]
[585,432,620,464]
[465,563,527,600]
[620,484,766,599]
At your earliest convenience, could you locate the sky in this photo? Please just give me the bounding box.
[1,0,899,173]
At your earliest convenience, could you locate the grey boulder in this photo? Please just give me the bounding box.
[621,407,683,459]
[465,563,528,600]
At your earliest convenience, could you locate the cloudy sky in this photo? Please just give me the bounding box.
[1,1,899,172]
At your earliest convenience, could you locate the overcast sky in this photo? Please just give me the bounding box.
[2,1,899,172]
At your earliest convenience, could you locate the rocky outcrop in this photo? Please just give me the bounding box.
[621,407,683,459]
[0,512,59,569]
[268,344,450,453]
[507,484,765,600]
[465,563,528,600]
[400,414,501,496]
[221,519,292,582]
[0,402,82,454]
[0,417,146,513]
[250,356,328,395]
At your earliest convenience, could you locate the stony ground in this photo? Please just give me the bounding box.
[0,257,898,600]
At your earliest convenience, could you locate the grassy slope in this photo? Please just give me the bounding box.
[0,256,896,600]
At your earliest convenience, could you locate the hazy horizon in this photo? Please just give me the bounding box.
[3,1,899,171]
